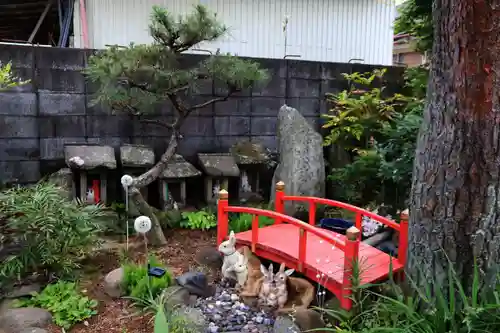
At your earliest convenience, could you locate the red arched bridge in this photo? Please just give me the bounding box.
[216,181,408,310]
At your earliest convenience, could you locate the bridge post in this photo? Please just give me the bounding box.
[398,219,408,267]
[275,181,285,224]
[217,189,229,246]
[341,226,361,311]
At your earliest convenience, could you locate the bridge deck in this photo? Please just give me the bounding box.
[234,223,403,285]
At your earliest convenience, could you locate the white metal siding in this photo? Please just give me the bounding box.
[74,0,395,65]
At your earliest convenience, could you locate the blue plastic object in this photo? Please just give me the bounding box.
[148,266,166,278]
[319,218,354,235]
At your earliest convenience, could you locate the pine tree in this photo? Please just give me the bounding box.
[85,5,269,245]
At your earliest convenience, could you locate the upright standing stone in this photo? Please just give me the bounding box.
[271,105,325,215]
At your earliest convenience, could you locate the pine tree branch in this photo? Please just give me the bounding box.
[190,86,240,110]
[140,119,175,128]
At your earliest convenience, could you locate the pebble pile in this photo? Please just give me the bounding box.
[195,282,276,333]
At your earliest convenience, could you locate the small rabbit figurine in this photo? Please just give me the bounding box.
[86,188,95,203]
[258,263,275,306]
[227,253,249,290]
[274,263,294,309]
[258,263,294,309]
[218,231,244,280]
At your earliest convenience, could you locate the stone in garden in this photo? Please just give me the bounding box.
[173,306,206,331]
[103,267,124,298]
[47,168,73,199]
[195,247,223,270]
[271,105,325,216]
[293,309,326,332]
[162,286,191,309]
[273,315,301,333]
[19,329,49,333]
[0,308,52,333]
[176,272,215,298]
[5,284,41,299]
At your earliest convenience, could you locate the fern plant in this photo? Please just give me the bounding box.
[0,182,109,285]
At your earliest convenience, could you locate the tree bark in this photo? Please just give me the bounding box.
[408,0,500,290]
[127,132,178,246]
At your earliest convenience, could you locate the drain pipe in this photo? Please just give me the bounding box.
[79,0,89,48]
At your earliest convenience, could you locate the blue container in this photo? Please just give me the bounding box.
[148,266,167,278]
[319,218,354,235]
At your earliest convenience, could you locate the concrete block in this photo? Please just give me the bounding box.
[251,97,285,116]
[40,137,87,160]
[285,98,320,117]
[0,116,38,138]
[287,79,321,98]
[39,115,86,138]
[39,93,86,116]
[35,47,85,70]
[36,68,86,93]
[87,137,126,147]
[321,80,348,96]
[0,44,34,68]
[86,115,133,137]
[0,93,37,116]
[252,75,286,97]
[251,117,277,136]
[0,161,40,183]
[214,116,250,136]
[251,57,287,78]
[0,138,39,161]
[321,62,353,80]
[180,116,214,136]
[177,136,216,158]
[214,81,251,97]
[214,98,251,116]
[287,59,322,79]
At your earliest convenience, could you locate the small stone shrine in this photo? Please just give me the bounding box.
[119,144,155,200]
[159,154,201,208]
[197,153,240,203]
[230,142,269,203]
[64,144,117,204]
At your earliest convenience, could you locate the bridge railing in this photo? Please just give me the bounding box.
[274,181,408,267]
[217,188,361,310]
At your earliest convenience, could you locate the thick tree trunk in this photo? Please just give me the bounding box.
[408,0,500,290]
[128,133,178,246]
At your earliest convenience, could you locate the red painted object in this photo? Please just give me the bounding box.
[92,180,100,203]
[217,182,408,311]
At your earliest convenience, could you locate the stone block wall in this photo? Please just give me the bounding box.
[0,44,405,184]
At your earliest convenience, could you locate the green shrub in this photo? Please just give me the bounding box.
[14,281,98,329]
[229,213,275,233]
[0,182,108,285]
[180,209,217,230]
[122,255,172,307]
[323,259,500,333]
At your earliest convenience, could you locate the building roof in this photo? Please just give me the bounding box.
[160,155,202,179]
[64,145,117,170]
[197,153,240,177]
[0,0,60,44]
[120,144,155,168]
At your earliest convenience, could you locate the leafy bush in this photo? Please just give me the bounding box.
[14,281,98,329]
[229,213,275,233]
[325,260,500,333]
[325,67,427,214]
[122,255,172,307]
[0,182,108,285]
[0,61,30,90]
[180,209,217,230]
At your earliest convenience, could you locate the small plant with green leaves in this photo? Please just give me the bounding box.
[0,181,108,286]
[14,281,98,330]
[229,213,275,233]
[122,255,172,308]
[0,61,30,90]
[180,209,217,230]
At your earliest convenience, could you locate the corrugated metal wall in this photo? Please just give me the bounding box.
[74,0,395,65]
